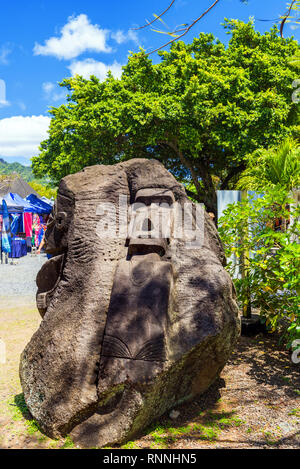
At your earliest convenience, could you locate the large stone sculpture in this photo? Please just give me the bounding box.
[20,159,240,447]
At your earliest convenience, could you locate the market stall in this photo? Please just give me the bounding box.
[1,192,52,261]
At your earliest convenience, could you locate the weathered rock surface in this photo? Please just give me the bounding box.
[20,159,240,447]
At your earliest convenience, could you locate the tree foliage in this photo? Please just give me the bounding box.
[32,20,300,214]
[28,181,57,200]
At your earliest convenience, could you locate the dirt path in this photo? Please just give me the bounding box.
[0,301,299,449]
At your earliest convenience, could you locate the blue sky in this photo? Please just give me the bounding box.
[0,0,298,165]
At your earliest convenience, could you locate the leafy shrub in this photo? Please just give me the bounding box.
[218,186,300,347]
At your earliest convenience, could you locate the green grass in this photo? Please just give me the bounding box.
[10,394,31,422]
[145,410,245,448]
[262,430,279,446]
[193,424,219,441]
[8,394,52,445]
[288,408,300,418]
[121,441,140,449]
[205,411,245,429]
[7,394,247,450]
[26,420,41,435]
[61,436,75,449]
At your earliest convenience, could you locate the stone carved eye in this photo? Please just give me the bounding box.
[55,212,67,230]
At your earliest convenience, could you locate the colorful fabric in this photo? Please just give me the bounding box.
[8,238,27,258]
[24,212,32,238]
[38,224,46,246]
[1,200,11,253]
[32,214,38,247]
[32,214,46,247]
[31,227,36,247]
[10,213,22,236]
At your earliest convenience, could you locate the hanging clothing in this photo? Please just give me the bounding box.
[9,238,27,259]
[31,227,36,247]
[10,213,22,236]
[24,212,33,238]
[32,214,41,247]
[1,200,11,254]
[38,224,46,247]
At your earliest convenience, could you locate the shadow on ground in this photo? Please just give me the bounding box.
[11,336,300,449]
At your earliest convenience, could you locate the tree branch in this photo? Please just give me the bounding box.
[146,0,221,55]
[185,188,203,202]
[280,0,297,38]
[131,0,176,31]
[165,140,203,196]
[220,163,246,190]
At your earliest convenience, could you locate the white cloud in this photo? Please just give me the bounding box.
[0,115,51,159]
[42,82,55,94]
[68,59,123,81]
[0,79,10,108]
[42,81,66,102]
[111,29,138,44]
[0,101,10,109]
[0,44,12,65]
[18,102,27,111]
[34,14,111,60]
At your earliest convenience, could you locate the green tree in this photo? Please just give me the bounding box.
[32,20,300,216]
[238,138,300,191]
[28,181,57,200]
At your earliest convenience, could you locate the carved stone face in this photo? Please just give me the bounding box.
[20,159,240,448]
[128,188,174,256]
[98,188,175,389]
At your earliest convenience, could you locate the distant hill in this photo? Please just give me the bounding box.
[0,158,57,199]
[0,158,34,182]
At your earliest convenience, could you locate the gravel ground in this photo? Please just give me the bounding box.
[0,253,47,301]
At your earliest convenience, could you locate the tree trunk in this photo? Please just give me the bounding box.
[165,141,218,223]
[196,164,218,223]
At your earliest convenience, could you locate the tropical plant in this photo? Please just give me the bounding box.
[238,139,300,192]
[219,186,300,347]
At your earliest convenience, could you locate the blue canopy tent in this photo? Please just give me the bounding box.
[0,192,47,214]
[26,194,52,214]
[0,193,24,214]
[41,196,54,207]
[12,193,44,214]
